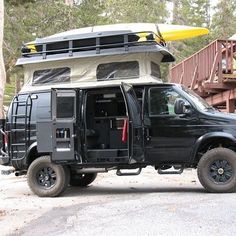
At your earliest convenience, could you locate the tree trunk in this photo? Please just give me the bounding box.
[0,0,6,119]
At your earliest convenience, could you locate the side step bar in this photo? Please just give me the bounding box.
[158,167,184,175]
[116,168,142,176]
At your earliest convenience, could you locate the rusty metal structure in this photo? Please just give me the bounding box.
[170,39,236,112]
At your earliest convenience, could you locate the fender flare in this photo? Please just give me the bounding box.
[191,132,236,163]
[25,142,38,165]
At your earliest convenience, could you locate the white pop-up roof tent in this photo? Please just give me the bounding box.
[17,23,209,92]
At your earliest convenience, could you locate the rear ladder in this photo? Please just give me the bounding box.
[10,95,33,163]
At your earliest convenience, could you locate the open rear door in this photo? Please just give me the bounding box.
[51,89,77,162]
[120,82,144,163]
[37,89,78,162]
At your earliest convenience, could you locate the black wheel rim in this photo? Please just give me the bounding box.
[209,160,233,184]
[36,167,57,189]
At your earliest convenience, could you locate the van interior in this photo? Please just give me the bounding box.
[85,89,129,163]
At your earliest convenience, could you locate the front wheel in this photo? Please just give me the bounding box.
[70,173,97,187]
[27,156,70,197]
[197,148,236,193]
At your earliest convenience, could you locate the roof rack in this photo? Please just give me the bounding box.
[21,31,165,60]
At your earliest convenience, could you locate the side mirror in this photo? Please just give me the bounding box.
[174,98,192,115]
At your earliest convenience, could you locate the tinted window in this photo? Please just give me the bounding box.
[97,61,139,81]
[149,87,183,116]
[151,62,161,78]
[33,67,70,85]
[56,91,75,119]
[181,86,213,111]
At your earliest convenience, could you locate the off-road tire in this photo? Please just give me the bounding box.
[61,165,70,193]
[70,173,97,187]
[197,148,236,193]
[27,156,70,197]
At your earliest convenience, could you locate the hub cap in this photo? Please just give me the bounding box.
[209,160,233,183]
[36,167,56,189]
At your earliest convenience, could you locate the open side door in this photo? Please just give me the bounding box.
[51,89,77,162]
[120,82,144,163]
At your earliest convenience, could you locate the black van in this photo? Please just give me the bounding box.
[1,82,236,197]
[1,27,236,197]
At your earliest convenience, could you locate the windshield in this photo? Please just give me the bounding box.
[180,86,214,111]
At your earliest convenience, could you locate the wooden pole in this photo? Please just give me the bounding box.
[226,99,235,113]
[0,0,6,119]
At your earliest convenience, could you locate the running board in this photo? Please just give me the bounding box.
[116,168,142,176]
[158,168,184,175]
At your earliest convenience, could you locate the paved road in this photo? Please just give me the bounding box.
[1,167,236,236]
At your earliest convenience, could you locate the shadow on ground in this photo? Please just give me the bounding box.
[64,185,206,197]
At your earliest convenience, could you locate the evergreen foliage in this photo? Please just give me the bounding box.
[2,0,236,103]
[104,0,167,23]
[211,0,236,39]
[171,0,211,62]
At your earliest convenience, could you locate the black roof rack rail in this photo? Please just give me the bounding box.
[21,31,166,60]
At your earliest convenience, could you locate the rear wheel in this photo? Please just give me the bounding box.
[197,148,236,193]
[70,173,97,187]
[27,156,70,197]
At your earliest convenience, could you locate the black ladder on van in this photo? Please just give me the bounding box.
[10,95,32,163]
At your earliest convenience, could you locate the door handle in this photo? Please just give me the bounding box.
[146,128,151,142]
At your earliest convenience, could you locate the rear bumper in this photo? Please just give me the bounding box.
[0,155,10,165]
[0,148,9,165]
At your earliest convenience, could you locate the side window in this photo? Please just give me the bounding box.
[33,67,71,85]
[56,91,76,119]
[96,61,139,81]
[151,62,161,78]
[149,87,184,116]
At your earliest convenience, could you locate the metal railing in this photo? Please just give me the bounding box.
[21,31,164,59]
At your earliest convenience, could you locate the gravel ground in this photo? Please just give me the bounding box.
[0,165,236,236]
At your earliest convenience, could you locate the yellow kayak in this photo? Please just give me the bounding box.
[24,23,209,52]
[158,24,209,41]
[92,23,209,41]
[43,23,209,41]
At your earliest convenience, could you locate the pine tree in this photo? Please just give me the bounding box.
[171,0,211,62]
[211,0,236,39]
[3,0,107,104]
[104,0,168,23]
[74,0,108,26]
